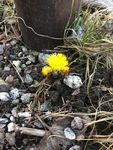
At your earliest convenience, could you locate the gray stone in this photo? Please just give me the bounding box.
[20,93,31,103]
[0,118,9,124]
[26,61,32,65]
[10,88,19,100]
[16,67,22,73]
[10,39,18,46]
[21,64,26,69]
[63,75,82,89]
[27,55,36,63]
[4,66,10,71]
[24,74,33,85]
[38,53,49,65]
[21,46,28,52]
[40,101,52,112]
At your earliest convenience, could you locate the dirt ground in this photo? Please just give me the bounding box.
[0,40,113,150]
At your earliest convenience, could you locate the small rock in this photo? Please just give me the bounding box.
[63,75,82,89]
[10,39,18,46]
[0,118,9,124]
[32,51,39,57]
[13,79,21,87]
[21,64,26,69]
[45,111,52,121]
[0,92,11,101]
[10,88,19,100]
[5,42,11,48]
[69,145,81,150]
[27,55,36,63]
[18,112,31,118]
[16,66,22,73]
[38,53,49,65]
[18,52,23,57]
[4,66,10,71]
[12,60,21,68]
[5,75,14,83]
[21,46,28,52]
[40,101,52,112]
[20,93,31,103]
[71,117,83,130]
[10,116,15,122]
[24,74,33,85]
[77,26,83,39]
[12,99,20,104]
[9,54,16,60]
[64,127,76,140]
[7,122,16,132]
[5,113,11,118]
[76,134,85,141]
[11,107,19,118]
[34,120,43,128]
[26,61,32,65]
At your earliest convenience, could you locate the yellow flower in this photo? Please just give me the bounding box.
[46,53,69,71]
[42,66,52,76]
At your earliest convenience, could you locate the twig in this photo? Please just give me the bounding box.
[15,126,46,137]
[8,59,24,83]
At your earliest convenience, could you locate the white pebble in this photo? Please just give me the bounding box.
[0,92,11,101]
[18,112,31,118]
[21,46,28,52]
[12,60,21,68]
[64,127,76,140]
[20,93,31,103]
[63,75,82,89]
[7,122,16,132]
[69,145,81,150]
[10,116,15,122]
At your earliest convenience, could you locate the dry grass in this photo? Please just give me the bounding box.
[63,8,113,68]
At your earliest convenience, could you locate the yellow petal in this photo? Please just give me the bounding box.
[46,53,68,71]
[42,66,52,76]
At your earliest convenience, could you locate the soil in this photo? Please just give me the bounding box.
[0,39,113,150]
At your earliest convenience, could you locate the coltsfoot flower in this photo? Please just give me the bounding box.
[42,53,69,76]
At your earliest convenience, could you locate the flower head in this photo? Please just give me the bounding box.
[42,66,52,76]
[46,53,68,71]
[41,53,69,76]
